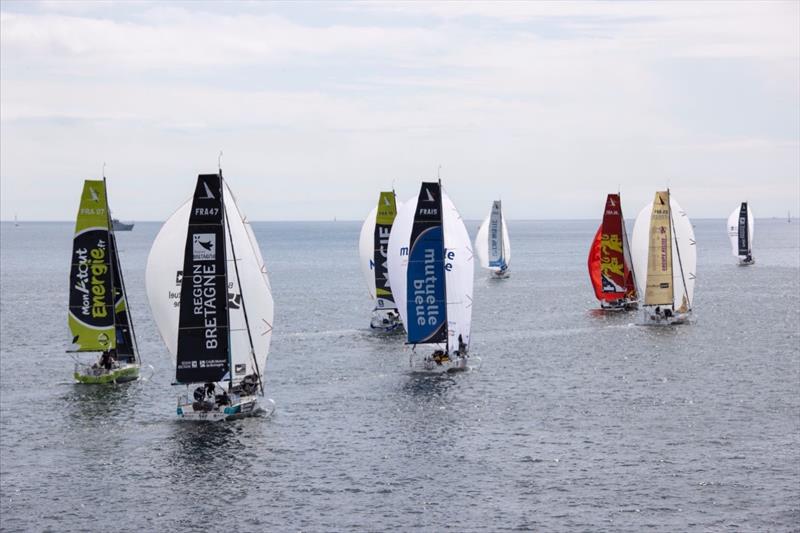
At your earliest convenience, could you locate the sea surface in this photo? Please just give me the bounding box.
[1,218,798,532]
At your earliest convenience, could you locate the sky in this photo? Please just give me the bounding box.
[1,0,798,221]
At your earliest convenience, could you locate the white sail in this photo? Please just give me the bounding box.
[145,182,273,380]
[222,181,274,380]
[386,196,415,335]
[475,202,511,271]
[145,198,190,362]
[386,189,473,351]
[359,206,378,300]
[631,194,696,311]
[727,204,755,258]
[442,190,474,349]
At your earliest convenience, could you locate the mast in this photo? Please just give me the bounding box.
[221,172,263,396]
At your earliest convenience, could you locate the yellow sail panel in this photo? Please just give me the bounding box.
[68,180,116,351]
[644,191,673,306]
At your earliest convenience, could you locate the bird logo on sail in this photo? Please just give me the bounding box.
[192,233,216,261]
[199,181,216,200]
[89,187,99,202]
[424,188,435,202]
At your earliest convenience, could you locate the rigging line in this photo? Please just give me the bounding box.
[221,174,264,397]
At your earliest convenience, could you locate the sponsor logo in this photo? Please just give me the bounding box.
[97,332,109,345]
[400,247,409,256]
[193,233,216,261]
[176,270,183,285]
[235,364,246,375]
[424,188,435,202]
[89,187,100,202]
[191,263,219,350]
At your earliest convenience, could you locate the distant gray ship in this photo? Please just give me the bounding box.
[111,218,134,231]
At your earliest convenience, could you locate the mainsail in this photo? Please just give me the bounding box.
[475,200,511,272]
[68,180,117,352]
[176,174,230,384]
[727,202,754,259]
[387,182,473,351]
[632,191,696,312]
[146,174,273,386]
[358,191,399,310]
[587,193,637,302]
[107,230,136,361]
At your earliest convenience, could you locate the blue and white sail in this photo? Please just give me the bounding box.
[475,200,511,275]
[387,181,473,352]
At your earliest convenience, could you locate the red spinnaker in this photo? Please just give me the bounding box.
[587,194,637,303]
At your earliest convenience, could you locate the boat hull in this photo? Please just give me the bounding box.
[370,309,402,333]
[410,353,471,373]
[74,363,140,384]
[111,220,134,231]
[600,298,638,311]
[176,394,273,422]
[490,269,510,279]
[640,309,691,326]
[738,258,755,266]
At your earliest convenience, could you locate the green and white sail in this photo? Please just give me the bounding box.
[68,179,138,361]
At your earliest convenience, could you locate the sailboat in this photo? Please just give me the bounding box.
[13,214,19,227]
[727,202,755,265]
[69,179,141,383]
[475,200,511,278]
[587,193,638,310]
[387,181,474,372]
[359,191,403,332]
[145,172,275,421]
[631,190,697,325]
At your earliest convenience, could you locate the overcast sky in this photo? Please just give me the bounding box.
[1,0,798,221]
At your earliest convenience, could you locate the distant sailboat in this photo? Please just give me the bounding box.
[359,191,403,332]
[727,202,755,265]
[587,193,637,310]
[631,190,696,325]
[69,179,141,383]
[13,214,19,227]
[387,181,474,372]
[475,200,511,278]
[146,172,275,421]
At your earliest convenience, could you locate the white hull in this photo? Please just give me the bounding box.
[370,308,402,332]
[409,352,472,373]
[489,269,510,279]
[177,393,274,422]
[639,308,690,326]
[738,257,755,266]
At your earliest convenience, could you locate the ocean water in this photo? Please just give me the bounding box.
[1,218,798,532]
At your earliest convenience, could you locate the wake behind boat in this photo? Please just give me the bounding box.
[387,180,474,372]
[358,191,403,332]
[475,200,511,278]
[631,190,697,326]
[727,202,755,265]
[587,193,638,310]
[68,179,141,384]
[146,172,275,421]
